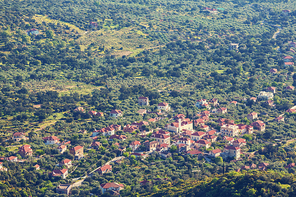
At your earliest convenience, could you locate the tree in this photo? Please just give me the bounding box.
[46,30,54,39]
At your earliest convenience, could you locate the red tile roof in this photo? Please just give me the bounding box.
[158,102,168,106]
[191,131,205,136]
[101,182,123,189]
[130,141,141,146]
[211,149,221,154]
[110,109,122,114]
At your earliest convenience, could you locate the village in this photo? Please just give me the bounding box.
[2,81,296,195]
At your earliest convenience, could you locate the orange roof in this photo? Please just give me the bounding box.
[211,149,221,154]
[61,159,71,164]
[191,131,205,136]
[130,141,141,146]
[72,146,83,151]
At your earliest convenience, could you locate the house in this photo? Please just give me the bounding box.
[100,182,124,195]
[177,143,190,153]
[266,87,276,94]
[229,43,239,50]
[247,112,258,121]
[274,116,285,122]
[204,135,218,142]
[233,139,246,147]
[74,107,84,112]
[151,131,170,144]
[34,164,40,170]
[209,149,221,157]
[217,107,227,114]
[218,118,234,126]
[258,91,274,100]
[131,121,149,130]
[19,144,33,157]
[43,136,60,145]
[57,145,67,154]
[96,164,112,174]
[195,99,210,109]
[285,163,295,169]
[52,169,68,179]
[110,110,123,118]
[70,146,83,160]
[97,112,104,117]
[201,111,211,117]
[270,68,277,74]
[90,21,98,28]
[199,125,210,132]
[177,137,193,147]
[144,141,159,151]
[0,162,7,171]
[258,163,269,171]
[282,9,291,15]
[5,156,17,162]
[285,62,294,66]
[196,139,211,149]
[12,132,26,142]
[286,86,295,90]
[224,146,240,159]
[223,136,234,144]
[137,109,147,116]
[129,141,141,151]
[207,130,216,136]
[191,131,206,141]
[250,164,257,169]
[284,55,293,61]
[209,98,219,106]
[109,135,127,141]
[89,110,97,116]
[252,120,265,131]
[138,97,149,106]
[187,149,203,156]
[123,124,138,133]
[166,118,193,133]
[237,124,253,134]
[194,119,205,127]
[181,129,194,137]
[90,142,101,150]
[157,102,170,111]
[250,97,257,102]
[286,108,296,113]
[174,114,186,120]
[59,159,72,168]
[230,101,237,106]
[27,28,39,36]
[56,184,72,195]
[93,124,122,137]
[220,124,239,137]
[266,100,274,107]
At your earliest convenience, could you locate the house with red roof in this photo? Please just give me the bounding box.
[200,125,210,131]
[137,109,147,116]
[190,131,206,141]
[96,164,112,174]
[57,145,67,154]
[207,130,216,136]
[209,149,221,157]
[129,141,141,151]
[151,130,170,144]
[59,159,72,168]
[138,96,149,106]
[88,110,97,116]
[12,132,27,142]
[123,124,138,133]
[258,163,269,171]
[217,107,227,114]
[144,141,159,151]
[286,86,295,90]
[5,156,17,162]
[91,141,101,149]
[166,118,193,133]
[287,108,296,113]
[109,135,127,141]
[174,114,186,120]
[266,100,274,107]
[187,149,203,156]
[285,62,294,66]
[110,110,123,118]
[209,98,219,106]
[131,121,149,130]
[250,97,257,102]
[247,112,258,121]
[70,146,83,160]
[274,116,285,122]
[43,136,60,145]
[233,139,246,147]
[93,124,121,137]
[194,119,205,127]
[237,124,253,134]
[230,101,237,106]
[177,137,194,147]
[224,146,240,159]
[285,163,295,169]
[266,87,276,93]
[252,120,265,131]
[51,169,68,179]
[157,102,170,111]
[196,139,211,149]
[34,164,40,170]
[204,135,218,142]
[19,144,33,157]
[100,182,124,195]
[270,68,277,74]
